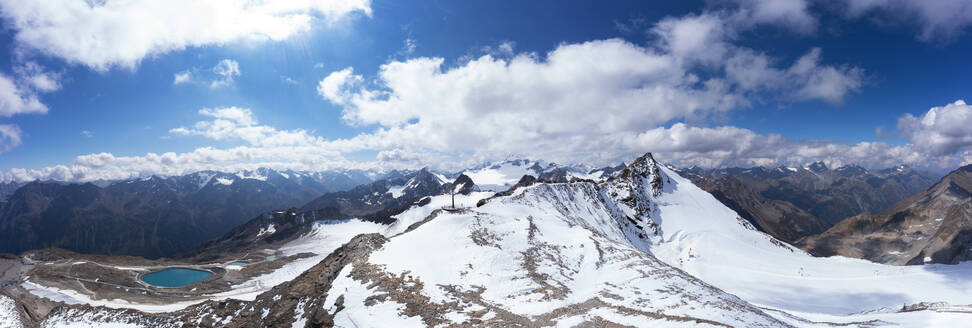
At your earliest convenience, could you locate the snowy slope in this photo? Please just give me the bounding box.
[634,165,972,316]
[320,182,787,327]
[460,159,558,191]
[0,295,23,328]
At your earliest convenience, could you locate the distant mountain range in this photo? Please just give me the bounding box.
[0,168,380,258]
[676,163,937,243]
[800,164,972,265]
[0,157,948,264]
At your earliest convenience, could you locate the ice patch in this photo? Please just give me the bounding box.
[256,224,276,238]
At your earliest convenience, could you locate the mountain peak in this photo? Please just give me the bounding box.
[808,161,828,172]
[618,152,664,197]
[621,152,658,178]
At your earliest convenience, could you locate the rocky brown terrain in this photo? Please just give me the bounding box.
[799,164,972,265]
[678,163,937,243]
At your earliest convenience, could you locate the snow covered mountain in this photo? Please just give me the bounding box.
[6,152,970,327]
[300,168,449,217]
[456,158,611,191]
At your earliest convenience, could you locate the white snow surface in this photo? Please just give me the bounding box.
[211,219,387,302]
[193,171,216,190]
[460,159,549,191]
[23,280,206,313]
[214,177,233,186]
[638,166,972,317]
[255,223,276,237]
[0,295,23,328]
[321,182,786,326]
[41,307,152,328]
[386,184,406,198]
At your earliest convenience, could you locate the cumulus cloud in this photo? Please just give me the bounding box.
[785,48,865,104]
[210,59,241,88]
[0,62,62,118]
[81,130,93,138]
[3,99,970,182]
[0,107,357,182]
[316,36,863,161]
[173,70,192,85]
[653,13,864,104]
[0,74,47,117]
[898,100,972,156]
[0,124,22,154]
[0,0,373,71]
[625,123,944,170]
[316,67,362,106]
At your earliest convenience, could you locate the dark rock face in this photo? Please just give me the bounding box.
[0,181,25,203]
[451,174,478,195]
[678,163,937,243]
[799,165,972,265]
[0,170,350,259]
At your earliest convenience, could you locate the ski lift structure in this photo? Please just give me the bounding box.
[441,185,466,212]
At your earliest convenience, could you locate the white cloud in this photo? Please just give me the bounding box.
[0,0,372,71]
[281,75,298,85]
[402,38,417,54]
[653,13,730,66]
[317,67,362,106]
[0,62,61,118]
[317,36,863,162]
[173,70,192,85]
[785,48,865,104]
[2,100,969,182]
[0,74,47,117]
[15,62,61,92]
[81,130,93,138]
[728,0,817,33]
[837,0,972,41]
[653,14,864,104]
[210,59,241,88]
[898,100,972,156]
[723,0,972,42]
[623,123,948,170]
[0,124,22,154]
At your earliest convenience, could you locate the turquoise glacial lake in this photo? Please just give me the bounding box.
[141,268,212,287]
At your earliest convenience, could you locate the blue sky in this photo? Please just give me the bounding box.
[0,0,970,182]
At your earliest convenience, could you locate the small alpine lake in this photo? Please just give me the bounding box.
[140,268,212,288]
